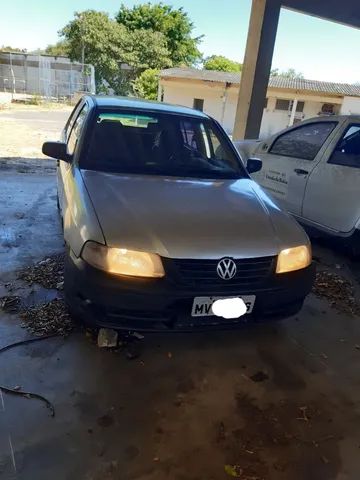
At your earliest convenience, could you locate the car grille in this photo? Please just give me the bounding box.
[172,256,276,291]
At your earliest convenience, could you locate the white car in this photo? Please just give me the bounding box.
[235,116,360,254]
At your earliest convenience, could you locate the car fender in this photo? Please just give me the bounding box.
[62,167,105,257]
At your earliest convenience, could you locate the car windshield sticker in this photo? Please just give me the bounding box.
[97,113,158,128]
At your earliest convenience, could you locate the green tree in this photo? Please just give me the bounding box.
[116,3,202,66]
[132,68,159,100]
[128,29,171,71]
[60,10,171,95]
[203,55,241,72]
[45,41,69,57]
[271,68,304,79]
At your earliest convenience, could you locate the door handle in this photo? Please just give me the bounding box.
[294,168,309,175]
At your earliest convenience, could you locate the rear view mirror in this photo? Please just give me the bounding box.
[42,141,71,162]
[246,158,262,174]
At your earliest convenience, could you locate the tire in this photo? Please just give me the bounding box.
[57,192,64,231]
[64,246,84,326]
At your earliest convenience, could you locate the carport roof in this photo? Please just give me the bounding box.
[160,68,360,98]
[282,0,360,29]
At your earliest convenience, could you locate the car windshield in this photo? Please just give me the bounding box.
[81,109,246,179]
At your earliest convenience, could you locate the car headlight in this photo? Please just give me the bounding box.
[81,241,165,278]
[276,245,311,274]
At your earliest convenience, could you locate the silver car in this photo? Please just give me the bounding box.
[42,96,314,331]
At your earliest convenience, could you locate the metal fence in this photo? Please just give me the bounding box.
[0,52,95,101]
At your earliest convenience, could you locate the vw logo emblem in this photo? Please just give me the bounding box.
[217,258,237,280]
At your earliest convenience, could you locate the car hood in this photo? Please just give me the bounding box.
[81,170,308,259]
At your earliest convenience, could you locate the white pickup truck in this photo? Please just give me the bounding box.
[234,115,360,253]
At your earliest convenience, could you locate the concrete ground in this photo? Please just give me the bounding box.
[1,108,360,480]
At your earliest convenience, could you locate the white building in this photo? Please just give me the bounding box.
[159,68,360,138]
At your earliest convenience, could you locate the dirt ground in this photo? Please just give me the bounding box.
[0,103,71,159]
[1,106,360,480]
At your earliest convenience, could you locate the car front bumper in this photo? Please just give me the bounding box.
[65,251,315,331]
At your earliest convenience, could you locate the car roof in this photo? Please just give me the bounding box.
[87,95,209,119]
[303,114,360,123]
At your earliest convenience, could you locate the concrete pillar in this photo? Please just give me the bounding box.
[288,98,298,126]
[233,0,281,140]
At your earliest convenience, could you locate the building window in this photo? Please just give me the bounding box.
[275,99,305,112]
[295,101,305,112]
[193,98,204,111]
[275,99,290,111]
[321,103,335,115]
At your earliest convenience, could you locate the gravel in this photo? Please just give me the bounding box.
[0,295,21,313]
[20,298,73,336]
[312,271,360,316]
[18,253,65,289]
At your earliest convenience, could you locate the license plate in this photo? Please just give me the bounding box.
[191,295,256,317]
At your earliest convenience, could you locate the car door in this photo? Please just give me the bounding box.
[58,102,89,215]
[251,120,338,214]
[302,120,360,233]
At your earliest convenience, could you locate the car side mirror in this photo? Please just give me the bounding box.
[42,141,71,162]
[246,158,262,174]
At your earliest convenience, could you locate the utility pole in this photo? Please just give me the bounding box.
[81,44,85,92]
[80,12,86,92]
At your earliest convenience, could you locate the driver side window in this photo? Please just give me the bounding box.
[64,100,83,140]
[67,104,89,155]
[181,121,206,154]
[328,124,360,168]
[269,122,337,161]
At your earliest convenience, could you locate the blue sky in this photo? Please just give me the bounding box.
[1,0,360,83]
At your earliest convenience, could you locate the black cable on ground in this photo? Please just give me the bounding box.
[0,334,59,417]
[0,386,55,417]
